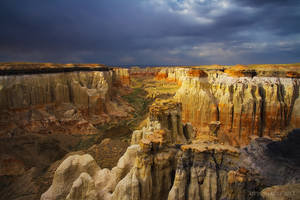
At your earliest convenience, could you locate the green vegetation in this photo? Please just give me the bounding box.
[122,85,152,129]
[123,88,150,113]
[144,80,180,99]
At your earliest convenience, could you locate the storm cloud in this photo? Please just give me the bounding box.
[0,0,299,65]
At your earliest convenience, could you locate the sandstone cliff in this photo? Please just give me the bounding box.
[156,67,300,146]
[0,66,134,136]
[43,99,300,200]
[113,68,131,86]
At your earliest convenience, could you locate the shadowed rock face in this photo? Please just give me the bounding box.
[239,129,300,186]
[261,183,300,200]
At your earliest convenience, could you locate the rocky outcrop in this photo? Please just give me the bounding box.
[149,99,187,143]
[65,172,98,200]
[41,154,101,200]
[0,71,112,111]
[155,68,191,85]
[42,126,264,200]
[0,65,134,136]
[44,100,300,200]
[239,129,300,186]
[173,69,300,146]
[113,68,130,86]
[224,65,257,77]
[41,144,139,200]
[129,67,160,78]
[42,109,300,200]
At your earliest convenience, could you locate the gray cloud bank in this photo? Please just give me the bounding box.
[0,0,299,65]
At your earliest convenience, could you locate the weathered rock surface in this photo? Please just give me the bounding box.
[1,70,114,112]
[239,129,300,186]
[1,64,300,200]
[65,172,98,200]
[0,67,134,136]
[149,99,187,143]
[113,68,131,86]
[43,128,264,200]
[41,102,300,200]
[42,123,300,200]
[40,143,139,200]
[170,68,300,146]
[41,154,101,200]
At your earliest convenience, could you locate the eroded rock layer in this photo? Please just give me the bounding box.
[156,67,300,146]
[1,63,300,200]
[0,67,133,136]
[42,100,300,200]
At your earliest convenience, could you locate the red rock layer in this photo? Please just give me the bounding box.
[129,67,161,78]
[113,68,131,85]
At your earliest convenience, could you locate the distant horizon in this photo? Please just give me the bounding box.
[1,61,300,69]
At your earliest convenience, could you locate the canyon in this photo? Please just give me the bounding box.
[0,63,299,200]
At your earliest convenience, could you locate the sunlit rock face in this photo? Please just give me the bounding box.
[129,66,161,78]
[0,67,134,136]
[155,67,192,85]
[149,99,187,144]
[0,71,112,112]
[41,145,139,200]
[163,68,300,146]
[113,68,131,86]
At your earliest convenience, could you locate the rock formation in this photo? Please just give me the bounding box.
[155,67,300,146]
[41,144,139,200]
[0,65,134,136]
[113,68,131,86]
[42,98,300,200]
[1,63,300,200]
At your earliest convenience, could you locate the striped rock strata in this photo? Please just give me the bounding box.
[157,68,300,146]
[0,67,133,136]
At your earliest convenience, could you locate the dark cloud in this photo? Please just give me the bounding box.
[235,0,299,6]
[0,0,299,65]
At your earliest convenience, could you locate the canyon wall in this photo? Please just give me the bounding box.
[113,68,131,85]
[0,66,133,136]
[42,99,300,200]
[157,67,300,146]
[0,71,112,112]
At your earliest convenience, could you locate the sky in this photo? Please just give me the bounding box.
[0,0,299,66]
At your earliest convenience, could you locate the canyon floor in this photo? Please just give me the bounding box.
[0,63,300,200]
